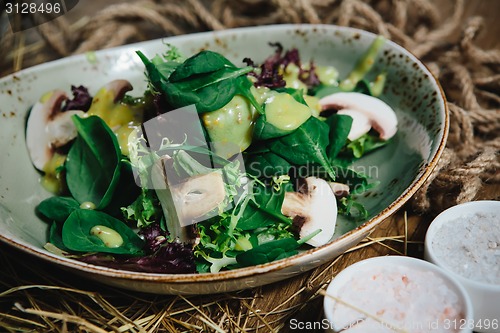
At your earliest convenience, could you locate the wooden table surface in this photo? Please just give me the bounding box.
[0,1,498,332]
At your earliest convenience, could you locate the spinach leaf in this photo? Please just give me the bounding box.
[169,66,252,92]
[103,160,141,217]
[169,50,233,82]
[244,150,292,178]
[236,228,321,267]
[236,237,299,267]
[245,117,336,179]
[37,197,80,224]
[329,156,354,169]
[234,75,264,114]
[65,115,122,210]
[267,117,336,180]
[164,67,257,113]
[352,79,373,95]
[49,221,70,251]
[237,183,292,231]
[62,209,145,255]
[252,114,294,141]
[164,68,234,112]
[325,114,353,159]
[137,50,263,114]
[136,51,169,91]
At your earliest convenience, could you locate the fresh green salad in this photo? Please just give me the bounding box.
[26,36,398,274]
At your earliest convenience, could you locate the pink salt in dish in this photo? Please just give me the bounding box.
[323,256,473,333]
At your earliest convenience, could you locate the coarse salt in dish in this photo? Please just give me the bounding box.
[323,256,473,333]
[425,201,500,333]
[431,211,500,285]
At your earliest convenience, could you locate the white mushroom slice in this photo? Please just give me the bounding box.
[106,79,133,102]
[329,182,350,197]
[173,172,226,223]
[152,156,226,244]
[319,92,398,140]
[46,110,85,147]
[26,90,84,170]
[337,109,371,141]
[281,177,338,247]
[151,156,188,243]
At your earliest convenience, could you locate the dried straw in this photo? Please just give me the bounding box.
[0,210,418,332]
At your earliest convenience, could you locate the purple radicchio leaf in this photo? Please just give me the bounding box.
[245,42,286,89]
[139,223,168,253]
[244,42,321,89]
[300,60,321,87]
[62,85,93,111]
[78,223,197,274]
[79,241,196,274]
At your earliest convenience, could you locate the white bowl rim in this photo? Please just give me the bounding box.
[0,23,449,285]
[323,255,474,331]
[425,200,500,291]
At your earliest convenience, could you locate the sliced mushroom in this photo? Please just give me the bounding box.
[26,90,85,170]
[174,172,226,222]
[87,79,134,126]
[46,111,83,147]
[281,177,338,247]
[151,156,226,244]
[329,182,350,198]
[337,109,371,141]
[319,92,398,140]
[106,79,133,103]
[87,80,141,156]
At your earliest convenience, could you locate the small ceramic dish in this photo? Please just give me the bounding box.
[425,201,500,333]
[323,256,474,333]
[0,24,448,294]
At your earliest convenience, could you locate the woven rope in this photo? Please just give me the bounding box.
[1,0,498,214]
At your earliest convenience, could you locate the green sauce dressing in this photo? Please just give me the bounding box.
[41,153,66,195]
[87,87,144,156]
[316,65,339,86]
[202,94,259,158]
[265,93,312,131]
[283,64,307,91]
[90,225,124,248]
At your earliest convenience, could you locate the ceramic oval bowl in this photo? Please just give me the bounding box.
[0,24,448,294]
[425,201,500,333]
